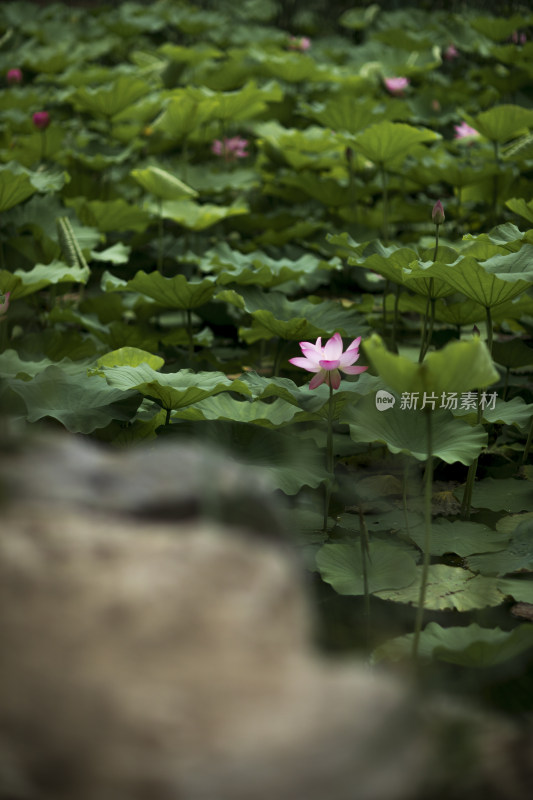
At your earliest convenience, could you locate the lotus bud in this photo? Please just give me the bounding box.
[7,68,22,85]
[432,200,445,225]
[32,111,50,130]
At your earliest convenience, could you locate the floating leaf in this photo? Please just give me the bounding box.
[456,478,533,513]
[375,565,504,611]
[316,541,418,596]
[466,518,533,575]
[173,393,300,427]
[407,519,509,557]
[373,622,533,667]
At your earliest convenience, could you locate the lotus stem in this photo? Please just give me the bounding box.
[412,408,433,660]
[522,416,533,465]
[461,397,483,518]
[358,506,371,645]
[380,163,389,244]
[485,305,493,356]
[323,381,334,532]
[157,199,164,273]
[186,308,194,366]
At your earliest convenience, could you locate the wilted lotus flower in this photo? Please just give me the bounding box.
[432,200,445,225]
[454,122,479,140]
[32,111,50,130]
[288,36,311,51]
[444,44,459,60]
[7,68,22,85]
[384,77,409,96]
[212,136,248,162]
[289,332,367,390]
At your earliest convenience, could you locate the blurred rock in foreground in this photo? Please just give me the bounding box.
[0,434,531,800]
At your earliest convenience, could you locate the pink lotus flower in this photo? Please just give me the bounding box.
[211,136,248,162]
[443,44,459,60]
[0,292,10,314]
[511,31,527,45]
[288,36,311,51]
[32,111,50,130]
[289,332,367,390]
[7,68,22,85]
[454,122,480,140]
[384,77,409,96]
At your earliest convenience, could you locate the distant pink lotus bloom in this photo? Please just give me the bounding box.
[32,111,50,130]
[454,122,480,140]
[0,292,10,314]
[289,332,367,390]
[511,31,527,45]
[288,36,311,51]
[431,99,441,111]
[212,136,248,162]
[7,68,22,85]
[443,44,459,60]
[384,77,409,96]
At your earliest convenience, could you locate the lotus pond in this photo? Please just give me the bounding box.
[1,0,533,713]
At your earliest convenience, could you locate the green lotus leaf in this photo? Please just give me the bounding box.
[316,541,418,596]
[8,365,141,433]
[66,198,151,233]
[173,393,299,427]
[398,259,456,299]
[363,335,499,396]
[344,397,487,465]
[300,95,387,135]
[225,286,368,343]
[406,519,509,558]
[100,364,251,410]
[466,518,533,576]
[102,271,216,309]
[376,564,504,611]
[465,104,533,144]
[0,162,38,212]
[339,5,381,30]
[151,91,212,138]
[496,577,533,604]
[506,197,533,224]
[492,339,533,368]
[159,420,327,494]
[90,243,130,264]
[199,243,341,288]
[0,261,90,301]
[373,622,533,667]
[152,199,248,229]
[0,350,61,380]
[71,75,152,118]
[357,246,418,285]
[96,347,164,371]
[352,121,439,167]
[131,166,198,201]
[456,477,533,513]
[201,80,283,122]
[454,396,533,430]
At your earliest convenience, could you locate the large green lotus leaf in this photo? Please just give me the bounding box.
[430,298,486,326]
[102,271,216,310]
[172,393,299,427]
[0,261,90,301]
[352,121,439,166]
[71,75,152,117]
[152,199,248,230]
[457,478,533,513]
[198,243,341,288]
[100,364,251,410]
[0,350,61,379]
[355,247,418,285]
[90,243,130,265]
[466,518,533,576]
[0,163,38,211]
[407,519,509,558]
[300,95,389,135]
[402,255,532,308]
[465,105,533,144]
[363,335,499,396]
[131,166,197,201]
[160,420,327,494]
[159,42,222,64]
[496,578,533,604]
[339,5,381,29]
[316,541,418,596]
[376,565,504,611]
[506,197,533,224]
[8,365,141,433]
[151,91,212,138]
[398,259,456,299]
[344,397,486,465]
[373,622,533,667]
[223,286,368,342]
[256,122,344,171]
[492,339,533,368]
[66,198,150,233]
[454,396,533,430]
[96,347,164,371]
[256,52,320,83]
[200,80,283,122]
[471,15,530,41]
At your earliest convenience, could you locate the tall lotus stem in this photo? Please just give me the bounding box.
[323,381,334,531]
[380,163,389,244]
[461,389,483,519]
[412,408,433,659]
[419,201,444,361]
